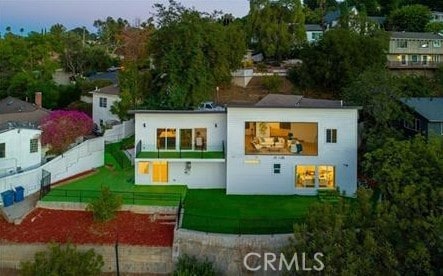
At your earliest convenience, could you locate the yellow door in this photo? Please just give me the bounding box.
[152,161,168,183]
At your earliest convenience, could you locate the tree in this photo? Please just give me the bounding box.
[342,68,405,129]
[425,21,443,33]
[362,136,443,274]
[289,29,388,97]
[387,4,431,32]
[86,187,122,222]
[283,189,400,275]
[20,243,103,275]
[284,136,443,275]
[41,110,93,154]
[249,0,306,60]
[149,0,246,109]
[93,16,129,55]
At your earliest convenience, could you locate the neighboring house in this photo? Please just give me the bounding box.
[131,94,359,196]
[91,85,121,130]
[0,94,49,176]
[400,97,443,138]
[431,11,443,23]
[305,24,323,43]
[387,32,443,70]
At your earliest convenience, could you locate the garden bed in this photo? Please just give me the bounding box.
[0,208,174,246]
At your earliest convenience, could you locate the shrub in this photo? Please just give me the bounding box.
[86,187,122,222]
[20,243,104,276]
[174,254,216,276]
[262,74,283,93]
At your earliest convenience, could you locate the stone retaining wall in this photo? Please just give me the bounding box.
[173,229,293,275]
[0,243,172,274]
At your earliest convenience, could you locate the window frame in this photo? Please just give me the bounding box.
[30,138,38,153]
[396,39,407,48]
[326,129,337,143]
[273,163,281,174]
[99,97,107,108]
[0,143,5,158]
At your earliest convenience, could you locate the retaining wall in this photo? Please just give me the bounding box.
[0,243,172,274]
[173,229,293,275]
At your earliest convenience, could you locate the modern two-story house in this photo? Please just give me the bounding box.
[387,32,443,70]
[131,94,359,196]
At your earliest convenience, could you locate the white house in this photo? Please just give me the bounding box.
[91,85,121,130]
[0,94,48,177]
[131,94,359,196]
[0,128,42,177]
[305,24,323,44]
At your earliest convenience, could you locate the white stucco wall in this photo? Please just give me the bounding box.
[135,160,225,188]
[226,107,358,196]
[134,112,227,187]
[0,128,42,175]
[92,92,121,128]
[135,112,227,152]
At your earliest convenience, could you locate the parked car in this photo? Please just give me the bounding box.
[196,101,225,111]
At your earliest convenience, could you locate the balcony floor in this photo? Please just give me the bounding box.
[137,151,225,159]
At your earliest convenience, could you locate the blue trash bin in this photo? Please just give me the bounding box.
[1,190,14,207]
[14,186,24,202]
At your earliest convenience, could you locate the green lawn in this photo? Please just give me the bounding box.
[181,189,318,234]
[137,151,224,159]
[42,141,186,206]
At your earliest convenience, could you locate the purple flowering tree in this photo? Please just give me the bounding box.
[41,110,93,154]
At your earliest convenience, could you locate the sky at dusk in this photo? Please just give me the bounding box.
[0,0,250,35]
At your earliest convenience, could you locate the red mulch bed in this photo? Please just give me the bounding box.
[0,208,174,246]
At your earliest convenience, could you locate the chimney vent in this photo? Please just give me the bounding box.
[35,92,42,108]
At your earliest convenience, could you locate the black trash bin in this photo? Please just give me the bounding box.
[14,186,25,202]
[1,190,14,207]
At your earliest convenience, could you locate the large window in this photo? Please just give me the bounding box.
[319,166,335,188]
[296,165,335,189]
[180,129,193,150]
[99,97,107,108]
[157,128,176,150]
[245,122,318,155]
[195,128,207,150]
[30,138,38,153]
[296,165,316,188]
[0,143,5,158]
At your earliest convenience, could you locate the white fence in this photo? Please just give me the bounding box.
[0,137,104,204]
[103,119,134,143]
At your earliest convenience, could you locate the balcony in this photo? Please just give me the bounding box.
[387,61,442,69]
[135,141,225,159]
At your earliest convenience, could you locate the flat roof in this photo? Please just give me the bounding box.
[129,110,226,114]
